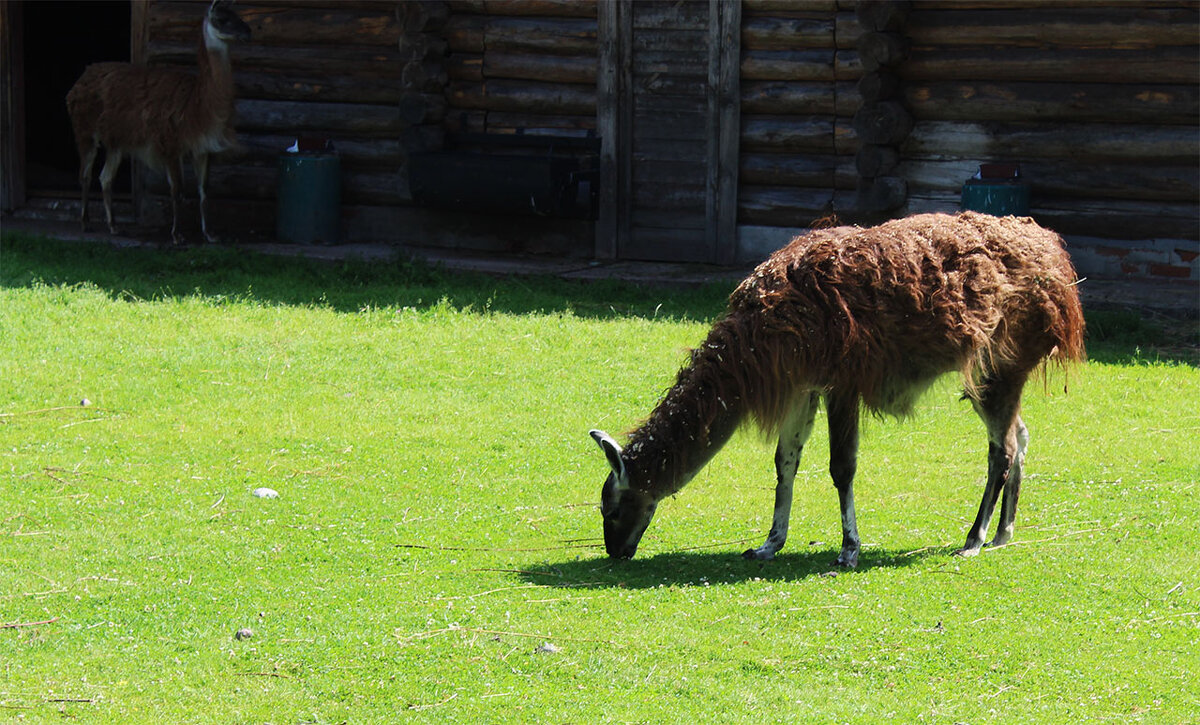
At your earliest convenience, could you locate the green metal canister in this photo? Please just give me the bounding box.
[277,150,341,244]
[960,163,1030,216]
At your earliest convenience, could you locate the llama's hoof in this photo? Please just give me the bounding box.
[742,547,776,562]
[834,550,859,568]
[953,545,982,558]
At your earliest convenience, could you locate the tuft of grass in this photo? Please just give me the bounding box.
[2,233,1198,722]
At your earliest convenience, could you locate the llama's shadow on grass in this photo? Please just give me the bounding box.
[522,545,948,590]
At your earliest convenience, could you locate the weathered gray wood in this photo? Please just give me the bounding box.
[741,15,835,49]
[903,46,1199,85]
[596,0,628,259]
[484,52,596,84]
[854,175,907,213]
[856,70,899,101]
[855,0,911,32]
[741,49,836,82]
[447,80,596,115]
[905,7,1199,49]
[740,153,839,187]
[714,0,742,264]
[742,116,836,152]
[445,15,597,54]
[236,99,402,135]
[741,81,837,114]
[448,0,597,17]
[903,120,1200,162]
[149,2,400,46]
[902,158,1199,202]
[147,41,405,76]
[854,144,899,177]
[738,185,835,226]
[857,31,907,71]
[904,81,1199,125]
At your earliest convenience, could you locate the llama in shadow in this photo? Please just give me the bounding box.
[590,212,1085,565]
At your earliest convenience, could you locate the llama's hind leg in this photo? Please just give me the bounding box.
[77,140,99,231]
[98,148,124,235]
[827,391,862,567]
[743,392,819,561]
[958,372,1029,557]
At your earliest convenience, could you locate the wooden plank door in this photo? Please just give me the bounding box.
[598,0,740,263]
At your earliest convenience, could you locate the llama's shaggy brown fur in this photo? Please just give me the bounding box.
[622,212,1084,500]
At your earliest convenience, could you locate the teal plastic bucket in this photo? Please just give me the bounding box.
[277,152,341,244]
[960,178,1030,216]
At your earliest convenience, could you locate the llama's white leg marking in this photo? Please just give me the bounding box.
[989,419,1028,548]
[194,151,217,243]
[958,377,1027,558]
[743,393,819,561]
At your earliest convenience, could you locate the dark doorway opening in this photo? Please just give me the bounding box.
[24,0,131,196]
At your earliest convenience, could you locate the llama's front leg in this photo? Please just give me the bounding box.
[743,392,819,561]
[958,376,1026,557]
[165,159,184,245]
[194,152,218,243]
[827,391,861,568]
[989,418,1028,548]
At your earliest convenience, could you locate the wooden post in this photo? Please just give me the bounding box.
[713,0,741,265]
[596,0,629,260]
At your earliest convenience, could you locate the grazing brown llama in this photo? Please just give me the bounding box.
[590,212,1085,565]
[66,0,251,244]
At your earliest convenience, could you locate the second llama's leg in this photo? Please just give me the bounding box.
[77,140,99,231]
[827,391,862,568]
[743,392,820,561]
[958,371,1029,557]
[98,148,124,235]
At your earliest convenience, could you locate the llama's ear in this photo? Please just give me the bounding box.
[589,429,627,485]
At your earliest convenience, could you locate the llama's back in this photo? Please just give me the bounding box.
[67,62,205,165]
[723,212,1084,427]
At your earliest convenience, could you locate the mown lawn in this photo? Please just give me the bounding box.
[2,233,1197,722]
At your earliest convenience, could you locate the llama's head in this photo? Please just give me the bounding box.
[205,0,252,47]
[590,430,658,559]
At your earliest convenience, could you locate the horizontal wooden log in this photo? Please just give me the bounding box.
[632,139,708,165]
[447,80,596,115]
[742,16,835,50]
[632,182,706,212]
[835,12,864,50]
[1030,198,1199,241]
[398,33,451,64]
[447,0,597,18]
[742,116,835,152]
[738,185,836,226]
[742,81,837,115]
[149,162,408,205]
[484,112,596,134]
[853,100,913,144]
[234,71,400,104]
[903,46,1199,85]
[743,0,838,11]
[740,153,839,187]
[835,49,863,81]
[444,15,597,54]
[906,8,1199,49]
[147,41,403,77]
[232,133,402,168]
[235,99,402,136]
[484,52,596,84]
[741,50,835,82]
[903,121,1200,162]
[905,82,1199,125]
[447,53,483,82]
[149,3,399,46]
[901,158,1199,202]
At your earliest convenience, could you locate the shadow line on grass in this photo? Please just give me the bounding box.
[520,545,949,590]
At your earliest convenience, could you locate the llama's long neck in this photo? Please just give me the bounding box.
[195,22,237,128]
[624,334,748,501]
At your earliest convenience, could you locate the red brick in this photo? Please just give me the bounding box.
[1176,248,1199,263]
[1095,245,1130,258]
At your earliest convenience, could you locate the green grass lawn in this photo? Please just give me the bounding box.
[2,233,1198,722]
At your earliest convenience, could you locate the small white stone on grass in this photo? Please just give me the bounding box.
[534,642,560,655]
[235,628,253,640]
[80,398,92,407]
[251,487,279,499]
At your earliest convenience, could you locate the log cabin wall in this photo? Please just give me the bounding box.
[140,0,409,240]
[898,0,1200,280]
